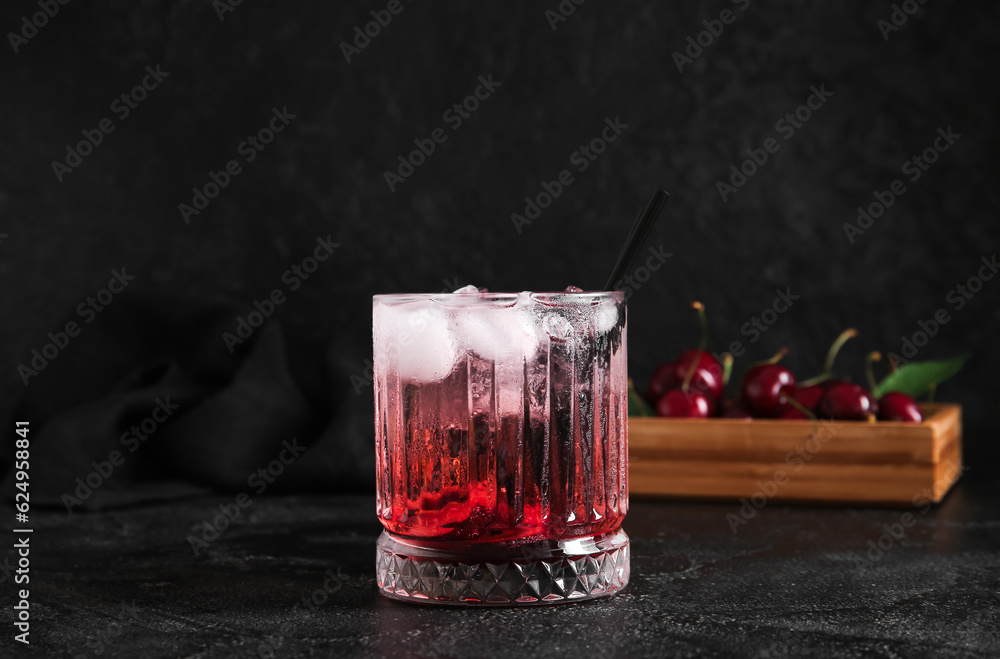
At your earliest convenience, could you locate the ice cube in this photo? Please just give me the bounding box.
[596,298,619,333]
[434,285,487,308]
[448,293,541,365]
[454,307,519,363]
[376,300,457,382]
[513,294,541,351]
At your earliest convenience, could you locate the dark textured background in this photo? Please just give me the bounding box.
[2,0,998,485]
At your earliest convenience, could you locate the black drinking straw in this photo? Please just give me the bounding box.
[603,188,670,291]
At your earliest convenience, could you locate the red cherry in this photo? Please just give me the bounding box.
[741,364,796,417]
[647,362,677,403]
[818,383,877,420]
[798,384,826,406]
[778,384,824,419]
[877,392,923,422]
[672,349,724,400]
[656,388,713,418]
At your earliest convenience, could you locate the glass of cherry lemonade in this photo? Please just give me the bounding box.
[373,287,629,605]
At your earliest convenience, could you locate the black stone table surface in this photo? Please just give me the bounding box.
[7,467,1000,658]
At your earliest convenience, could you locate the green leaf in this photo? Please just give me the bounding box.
[874,353,970,398]
[628,378,653,417]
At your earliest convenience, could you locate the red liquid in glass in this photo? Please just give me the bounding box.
[376,343,628,544]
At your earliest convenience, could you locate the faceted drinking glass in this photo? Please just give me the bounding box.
[373,291,628,605]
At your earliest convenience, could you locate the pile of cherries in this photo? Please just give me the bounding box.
[647,303,923,423]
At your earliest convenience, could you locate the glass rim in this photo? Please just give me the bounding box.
[373,290,625,305]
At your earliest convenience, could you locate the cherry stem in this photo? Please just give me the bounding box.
[681,301,707,393]
[865,351,881,393]
[825,328,858,374]
[779,394,817,421]
[926,382,937,402]
[721,353,733,387]
[799,328,858,388]
[797,372,832,388]
[779,393,819,435]
[760,347,788,366]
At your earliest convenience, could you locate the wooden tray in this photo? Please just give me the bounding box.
[628,404,962,506]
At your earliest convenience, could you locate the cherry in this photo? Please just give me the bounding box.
[877,391,923,422]
[646,352,723,403]
[672,301,724,400]
[647,362,677,403]
[741,363,796,417]
[818,382,877,420]
[647,350,724,402]
[864,352,922,423]
[671,349,724,400]
[778,384,824,420]
[797,384,826,408]
[650,301,726,413]
[656,388,713,418]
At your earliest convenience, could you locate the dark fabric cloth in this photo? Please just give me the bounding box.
[4,292,375,511]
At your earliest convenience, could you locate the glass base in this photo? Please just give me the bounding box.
[375,528,629,606]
